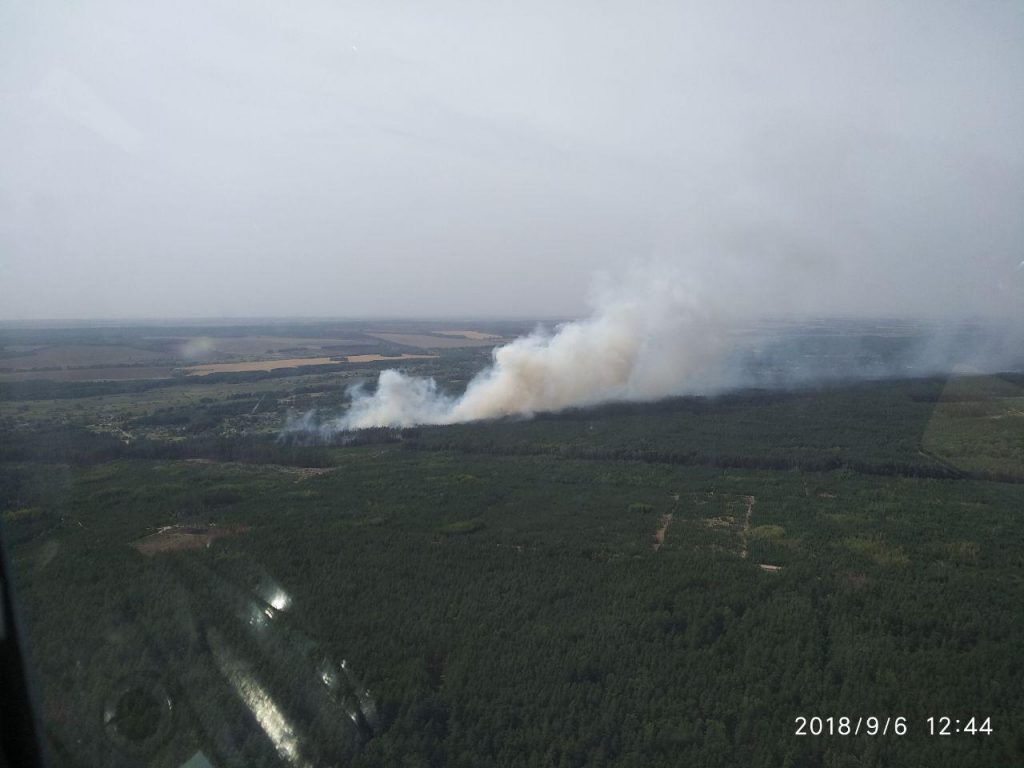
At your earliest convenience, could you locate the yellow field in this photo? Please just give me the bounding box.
[185,357,340,375]
[344,353,437,363]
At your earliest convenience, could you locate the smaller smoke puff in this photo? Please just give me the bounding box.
[301,275,728,432]
[344,371,456,428]
[179,336,217,360]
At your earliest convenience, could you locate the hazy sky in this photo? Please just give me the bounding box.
[1,0,1022,320]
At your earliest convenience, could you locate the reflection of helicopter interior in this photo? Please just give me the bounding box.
[51,552,379,768]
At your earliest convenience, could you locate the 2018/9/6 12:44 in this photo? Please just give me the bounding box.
[794,716,994,736]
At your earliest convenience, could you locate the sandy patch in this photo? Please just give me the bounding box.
[653,513,673,551]
[131,524,250,555]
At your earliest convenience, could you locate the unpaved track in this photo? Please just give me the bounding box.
[653,513,673,551]
[652,493,681,551]
[740,495,755,559]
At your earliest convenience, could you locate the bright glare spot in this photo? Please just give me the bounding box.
[269,590,292,611]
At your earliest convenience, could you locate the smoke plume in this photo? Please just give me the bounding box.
[309,272,732,431]
[281,264,1023,436]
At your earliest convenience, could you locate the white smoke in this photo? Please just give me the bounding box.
[312,270,733,431]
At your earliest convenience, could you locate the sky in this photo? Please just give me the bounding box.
[1,0,1022,321]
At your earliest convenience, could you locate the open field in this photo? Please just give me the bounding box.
[344,353,438,363]
[152,335,375,359]
[432,330,502,340]
[184,357,343,375]
[0,321,499,384]
[185,353,439,376]
[0,344,168,370]
[0,366,176,382]
[366,332,504,348]
[0,337,371,371]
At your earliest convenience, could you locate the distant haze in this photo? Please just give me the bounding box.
[1,1,1022,322]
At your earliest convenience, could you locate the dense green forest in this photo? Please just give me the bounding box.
[1,330,1022,767]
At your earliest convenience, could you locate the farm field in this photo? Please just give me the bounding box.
[185,354,438,375]
[0,344,168,369]
[365,332,506,349]
[184,357,343,375]
[0,321,511,382]
[0,366,177,382]
[344,353,439,364]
